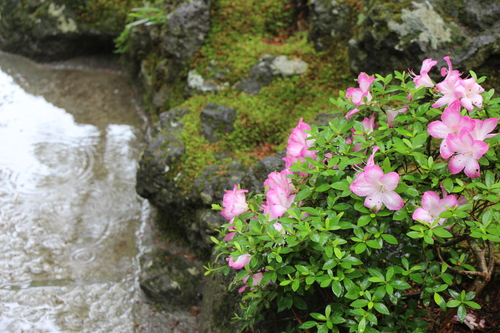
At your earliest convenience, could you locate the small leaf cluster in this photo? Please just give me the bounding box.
[207,68,500,332]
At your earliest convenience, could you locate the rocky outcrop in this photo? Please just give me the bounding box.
[139,248,204,311]
[309,0,500,75]
[126,0,210,113]
[0,0,131,61]
[135,105,247,252]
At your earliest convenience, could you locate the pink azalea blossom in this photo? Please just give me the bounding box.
[286,118,316,160]
[427,107,475,158]
[360,112,377,134]
[226,253,251,269]
[446,131,489,178]
[453,314,485,330]
[410,58,437,88]
[283,119,316,174]
[266,185,296,218]
[264,170,295,193]
[352,112,377,152]
[432,56,462,109]
[468,118,499,141]
[455,77,484,111]
[225,231,236,242]
[273,222,284,234]
[238,272,265,293]
[412,191,458,227]
[350,147,403,212]
[384,94,412,127]
[221,184,249,220]
[346,73,375,119]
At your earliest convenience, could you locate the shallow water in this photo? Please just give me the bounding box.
[0,52,195,333]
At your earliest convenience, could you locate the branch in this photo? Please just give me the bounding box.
[291,307,311,333]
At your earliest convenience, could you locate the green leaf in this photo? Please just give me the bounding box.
[393,208,408,220]
[446,300,461,307]
[278,266,295,274]
[457,304,467,322]
[382,234,398,244]
[358,215,371,227]
[358,317,367,333]
[433,227,453,238]
[300,321,317,329]
[368,268,385,281]
[374,302,390,315]
[366,239,382,249]
[331,280,343,297]
[316,183,331,192]
[331,181,350,191]
[434,293,442,305]
[323,259,337,270]
[355,242,367,254]
[391,280,411,290]
[465,301,481,309]
[351,299,369,308]
[295,188,312,202]
[293,296,307,309]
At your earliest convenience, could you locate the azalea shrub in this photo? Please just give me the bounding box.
[207,57,500,333]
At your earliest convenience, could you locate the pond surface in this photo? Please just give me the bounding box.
[0,52,196,333]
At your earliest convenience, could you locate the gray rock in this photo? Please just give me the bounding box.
[236,55,277,95]
[308,0,500,75]
[199,256,241,333]
[160,0,210,61]
[308,0,353,51]
[200,103,237,143]
[271,55,308,77]
[236,54,308,95]
[139,248,203,310]
[0,1,123,61]
[126,0,211,113]
[136,105,248,251]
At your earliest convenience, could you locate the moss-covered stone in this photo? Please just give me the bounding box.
[0,0,143,61]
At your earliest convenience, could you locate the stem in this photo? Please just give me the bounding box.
[433,238,495,332]
[291,306,311,333]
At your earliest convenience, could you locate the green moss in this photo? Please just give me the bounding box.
[69,0,145,32]
[170,41,353,190]
[127,0,354,191]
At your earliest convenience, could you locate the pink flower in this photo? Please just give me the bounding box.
[453,314,485,330]
[455,77,484,111]
[286,118,316,160]
[350,147,404,212]
[346,73,375,119]
[432,56,462,110]
[221,184,249,220]
[412,191,458,227]
[352,112,377,152]
[225,231,236,242]
[265,185,296,218]
[226,253,251,269]
[469,118,499,141]
[382,94,412,127]
[238,272,265,293]
[410,58,437,88]
[427,107,475,158]
[360,112,377,134]
[446,131,489,178]
[283,118,317,174]
[264,170,295,193]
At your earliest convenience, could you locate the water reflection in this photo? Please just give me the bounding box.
[0,52,150,332]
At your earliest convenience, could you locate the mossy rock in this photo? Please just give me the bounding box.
[0,0,143,61]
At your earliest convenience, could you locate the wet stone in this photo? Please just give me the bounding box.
[200,103,237,143]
